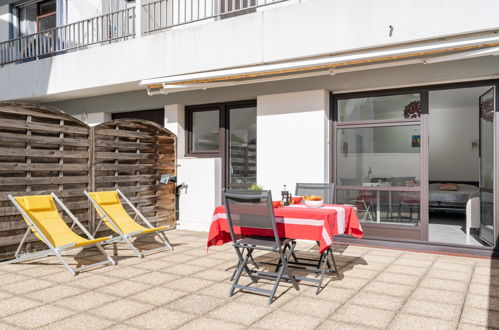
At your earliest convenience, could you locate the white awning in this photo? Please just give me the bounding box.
[140,33,499,95]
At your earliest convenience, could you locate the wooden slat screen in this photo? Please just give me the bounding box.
[0,103,176,261]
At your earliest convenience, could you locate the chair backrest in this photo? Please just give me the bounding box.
[13,195,82,248]
[223,190,279,245]
[295,183,335,203]
[88,191,144,235]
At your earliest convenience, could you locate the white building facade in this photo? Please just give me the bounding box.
[2,0,499,255]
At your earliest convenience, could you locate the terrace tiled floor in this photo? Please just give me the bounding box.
[1,230,499,329]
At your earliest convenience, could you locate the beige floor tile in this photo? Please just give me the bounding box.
[385,264,429,276]
[253,310,322,330]
[89,299,153,322]
[129,286,189,306]
[105,266,150,279]
[432,260,475,272]
[330,303,394,328]
[197,282,232,299]
[0,274,25,288]
[166,294,226,314]
[160,253,198,264]
[134,259,172,271]
[410,287,466,305]
[344,268,379,280]
[388,312,457,330]
[25,284,84,303]
[419,277,469,293]
[233,287,294,308]
[208,301,271,326]
[457,322,490,330]
[329,277,370,291]
[375,272,421,287]
[363,280,414,297]
[349,291,405,311]
[460,306,499,328]
[185,257,227,268]
[97,279,151,297]
[53,291,118,311]
[162,264,205,276]
[391,257,433,268]
[131,271,179,285]
[179,317,245,330]
[2,304,74,328]
[192,269,232,282]
[126,307,194,329]
[0,290,13,300]
[163,277,214,292]
[427,268,473,282]
[468,283,499,297]
[2,278,54,295]
[401,299,463,321]
[0,296,41,317]
[10,265,64,278]
[279,295,341,317]
[362,255,397,265]
[67,273,118,290]
[464,293,499,311]
[302,286,357,303]
[39,313,115,330]
[471,273,499,285]
[317,320,381,330]
[0,321,23,330]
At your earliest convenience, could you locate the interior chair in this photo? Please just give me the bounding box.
[224,189,299,304]
[85,189,173,258]
[295,183,335,204]
[340,178,374,221]
[7,194,116,275]
[466,192,480,238]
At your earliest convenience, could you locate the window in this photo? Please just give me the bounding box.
[186,101,257,188]
[14,0,57,37]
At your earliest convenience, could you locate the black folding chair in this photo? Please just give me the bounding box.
[295,182,335,203]
[292,182,340,291]
[224,189,300,304]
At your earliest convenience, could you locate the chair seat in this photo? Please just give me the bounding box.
[237,236,292,249]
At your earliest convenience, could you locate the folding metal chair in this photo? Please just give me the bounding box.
[295,183,335,203]
[6,193,116,275]
[224,189,300,304]
[85,189,173,258]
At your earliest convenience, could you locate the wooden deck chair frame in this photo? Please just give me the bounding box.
[6,193,116,276]
[84,189,173,258]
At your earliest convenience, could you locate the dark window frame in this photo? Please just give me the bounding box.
[185,100,256,158]
[185,100,257,190]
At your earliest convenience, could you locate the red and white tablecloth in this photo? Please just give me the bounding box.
[207,204,364,254]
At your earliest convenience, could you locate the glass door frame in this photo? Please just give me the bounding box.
[332,90,427,241]
[331,79,499,247]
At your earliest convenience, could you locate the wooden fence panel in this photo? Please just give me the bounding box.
[92,119,177,233]
[0,104,177,261]
[0,103,91,260]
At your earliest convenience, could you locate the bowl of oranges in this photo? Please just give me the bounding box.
[303,195,324,208]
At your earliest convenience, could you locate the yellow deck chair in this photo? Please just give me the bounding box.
[7,193,116,275]
[85,189,173,258]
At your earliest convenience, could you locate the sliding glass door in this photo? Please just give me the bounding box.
[479,88,495,245]
[334,93,424,240]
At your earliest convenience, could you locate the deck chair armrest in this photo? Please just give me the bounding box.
[56,242,77,251]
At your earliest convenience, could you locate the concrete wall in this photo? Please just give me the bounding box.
[257,89,329,198]
[67,0,103,23]
[3,0,499,102]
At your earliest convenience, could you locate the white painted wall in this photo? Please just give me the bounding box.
[0,4,10,43]
[164,104,185,158]
[3,0,499,102]
[177,158,222,232]
[429,106,479,182]
[72,111,111,126]
[257,90,329,199]
[67,0,103,23]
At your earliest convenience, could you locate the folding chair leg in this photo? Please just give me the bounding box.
[269,243,299,304]
[52,250,77,276]
[157,232,174,251]
[95,243,117,266]
[229,248,256,297]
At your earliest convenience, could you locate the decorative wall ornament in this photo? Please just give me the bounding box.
[403,100,421,119]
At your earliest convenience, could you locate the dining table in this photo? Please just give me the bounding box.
[207,203,363,253]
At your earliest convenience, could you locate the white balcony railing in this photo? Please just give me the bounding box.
[143,0,289,33]
[0,0,290,66]
[0,7,135,66]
